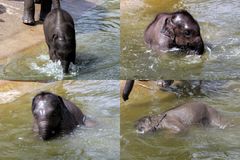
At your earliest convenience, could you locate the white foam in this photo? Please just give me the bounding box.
[30,55,78,80]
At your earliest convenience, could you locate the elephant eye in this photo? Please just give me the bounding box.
[33,112,38,117]
[52,111,58,117]
[184,30,192,37]
[139,126,145,131]
[171,15,176,23]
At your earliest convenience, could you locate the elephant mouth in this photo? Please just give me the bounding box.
[38,121,57,140]
[136,129,145,134]
[39,128,57,140]
[135,123,152,134]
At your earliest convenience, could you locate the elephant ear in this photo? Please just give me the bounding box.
[159,113,167,122]
[57,96,68,120]
[161,17,175,41]
[52,34,64,41]
[31,96,37,112]
[154,113,167,129]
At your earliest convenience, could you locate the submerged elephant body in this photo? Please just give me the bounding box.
[43,2,76,73]
[144,10,204,55]
[32,92,85,140]
[136,102,226,134]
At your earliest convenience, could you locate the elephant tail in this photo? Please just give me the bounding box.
[53,0,61,9]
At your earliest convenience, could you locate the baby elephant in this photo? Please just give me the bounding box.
[43,0,76,73]
[32,92,86,140]
[136,102,227,134]
[144,10,204,55]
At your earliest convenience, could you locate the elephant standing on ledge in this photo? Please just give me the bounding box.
[144,10,204,55]
[22,0,56,25]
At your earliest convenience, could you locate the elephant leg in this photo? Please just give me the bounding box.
[49,48,56,61]
[34,0,41,4]
[122,80,135,101]
[165,119,187,134]
[23,0,35,25]
[207,107,227,129]
[61,60,70,74]
[39,0,52,21]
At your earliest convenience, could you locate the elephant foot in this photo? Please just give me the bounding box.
[39,15,45,22]
[22,17,35,25]
[22,11,35,25]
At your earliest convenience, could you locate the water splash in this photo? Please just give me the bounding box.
[30,55,81,80]
[30,55,64,80]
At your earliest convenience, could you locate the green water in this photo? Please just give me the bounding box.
[1,0,119,80]
[121,80,240,160]
[121,0,240,80]
[0,80,120,160]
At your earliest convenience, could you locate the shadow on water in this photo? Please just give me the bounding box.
[0,0,119,80]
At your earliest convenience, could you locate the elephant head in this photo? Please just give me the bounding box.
[32,92,75,140]
[135,114,167,134]
[144,10,204,55]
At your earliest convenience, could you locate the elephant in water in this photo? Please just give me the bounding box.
[43,0,76,73]
[136,102,227,134]
[32,92,94,140]
[144,10,204,55]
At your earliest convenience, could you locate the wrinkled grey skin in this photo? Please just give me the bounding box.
[136,102,226,134]
[144,10,204,55]
[22,0,54,25]
[43,1,76,73]
[122,80,174,101]
[32,92,85,140]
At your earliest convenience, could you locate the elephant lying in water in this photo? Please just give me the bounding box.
[136,102,227,134]
[43,0,76,73]
[32,92,94,140]
[144,10,204,55]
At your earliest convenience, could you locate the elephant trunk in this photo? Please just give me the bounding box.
[52,0,60,9]
[188,37,204,55]
[38,121,54,140]
[122,80,135,101]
